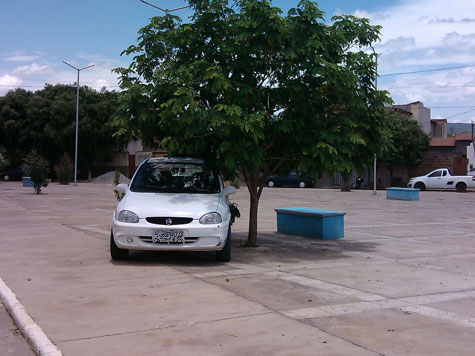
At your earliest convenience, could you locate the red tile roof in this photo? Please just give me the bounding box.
[430,138,455,147]
[455,132,473,141]
[431,119,447,123]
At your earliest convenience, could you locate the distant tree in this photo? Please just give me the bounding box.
[114,0,391,246]
[24,149,50,194]
[380,110,430,181]
[54,153,74,184]
[0,85,120,178]
[0,89,35,166]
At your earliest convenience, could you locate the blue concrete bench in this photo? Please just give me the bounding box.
[275,207,345,239]
[386,187,419,201]
[22,177,34,187]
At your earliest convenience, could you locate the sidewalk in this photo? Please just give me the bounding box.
[1,181,475,355]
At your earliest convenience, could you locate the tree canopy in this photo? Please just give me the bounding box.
[379,110,430,168]
[0,85,121,178]
[115,0,391,246]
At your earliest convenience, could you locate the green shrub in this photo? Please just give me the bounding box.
[229,202,241,225]
[114,169,121,186]
[0,152,9,172]
[24,150,50,194]
[113,169,125,201]
[54,153,73,185]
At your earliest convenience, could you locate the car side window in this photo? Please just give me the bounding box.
[428,171,442,177]
[442,171,447,176]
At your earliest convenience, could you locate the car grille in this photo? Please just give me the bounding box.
[146,217,193,225]
[139,236,199,244]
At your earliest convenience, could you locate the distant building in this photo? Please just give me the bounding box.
[430,119,447,138]
[413,132,474,176]
[390,101,451,138]
[391,101,431,135]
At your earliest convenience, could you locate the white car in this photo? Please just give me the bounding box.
[407,168,475,192]
[111,157,236,261]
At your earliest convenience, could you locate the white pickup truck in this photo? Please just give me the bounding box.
[408,168,475,192]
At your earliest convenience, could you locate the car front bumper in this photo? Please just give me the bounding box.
[112,218,229,252]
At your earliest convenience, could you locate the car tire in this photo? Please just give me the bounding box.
[414,182,425,191]
[267,180,275,188]
[456,182,467,193]
[216,226,231,262]
[110,231,129,260]
[299,181,306,188]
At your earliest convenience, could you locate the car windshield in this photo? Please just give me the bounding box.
[130,161,221,194]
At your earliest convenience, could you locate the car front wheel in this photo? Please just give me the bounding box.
[267,180,275,188]
[299,181,306,188]
[216,226,231,262]
[110,231,129,260]
[414,182,425,191]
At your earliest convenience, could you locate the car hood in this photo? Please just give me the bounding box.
[123,191,221,219]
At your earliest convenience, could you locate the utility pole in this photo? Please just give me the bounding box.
[139,0,189,14]
[62,61,94,186]
[373,52,379,196]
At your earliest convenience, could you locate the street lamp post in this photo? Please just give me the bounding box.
[139,0,189,14]
[62,61,94,186]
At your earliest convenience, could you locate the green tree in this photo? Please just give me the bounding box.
[115,0,391,246]
[24,150,50,194]
[0,89,35,166]
[379,110,430,180]
[0,85,121,178]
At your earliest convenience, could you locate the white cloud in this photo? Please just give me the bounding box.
[2,50,43,62]
[0,74,22,86]
[12,63,54,75]
[3,55,40,62]
[349,0,475,122]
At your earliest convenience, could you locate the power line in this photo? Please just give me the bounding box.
[444,108,475,120]
[380,64,475,77]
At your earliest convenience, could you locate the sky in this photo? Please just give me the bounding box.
[1,0,475,123]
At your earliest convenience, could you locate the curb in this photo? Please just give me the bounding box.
[0,278,62,356]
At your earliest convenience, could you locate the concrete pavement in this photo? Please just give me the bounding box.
[0,301,35,356]
[1,181,475,355]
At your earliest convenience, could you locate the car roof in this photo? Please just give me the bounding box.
[146,157,205,165]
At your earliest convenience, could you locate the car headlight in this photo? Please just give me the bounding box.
[118,210,139,223]
[199,212,222,224]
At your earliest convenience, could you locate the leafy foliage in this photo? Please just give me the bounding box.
[0,85,122,175]
[24,150,50,194]
[54,153,73,184]
[115,0,391,245]
[379,111,430,168]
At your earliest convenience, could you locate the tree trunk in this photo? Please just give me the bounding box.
[247,193,259,247]
[240,167,263,247]
[340,172,352,192]
[88,165,93,182]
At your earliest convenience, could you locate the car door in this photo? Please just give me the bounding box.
[426,170,443,188]
[437,170,452,188]
[287,170,299,186]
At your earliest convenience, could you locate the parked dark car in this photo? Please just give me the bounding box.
[264,170,315,188]
[1,166,25,181]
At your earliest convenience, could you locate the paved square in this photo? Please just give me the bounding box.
[1,181,475,355]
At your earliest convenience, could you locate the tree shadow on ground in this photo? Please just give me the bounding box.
[111,231,380,268]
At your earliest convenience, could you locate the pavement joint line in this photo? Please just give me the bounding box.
[56,311,276,344]
[70,225,110,235]
[0,278,62,356]
[398,305,475,328]
[275,273,386,301]
[346,221,475,228]
[283,290,475,325]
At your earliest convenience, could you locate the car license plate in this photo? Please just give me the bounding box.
[153,229,184,243]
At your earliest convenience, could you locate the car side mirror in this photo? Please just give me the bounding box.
[222,186,237,196]
[115,183,128,194]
